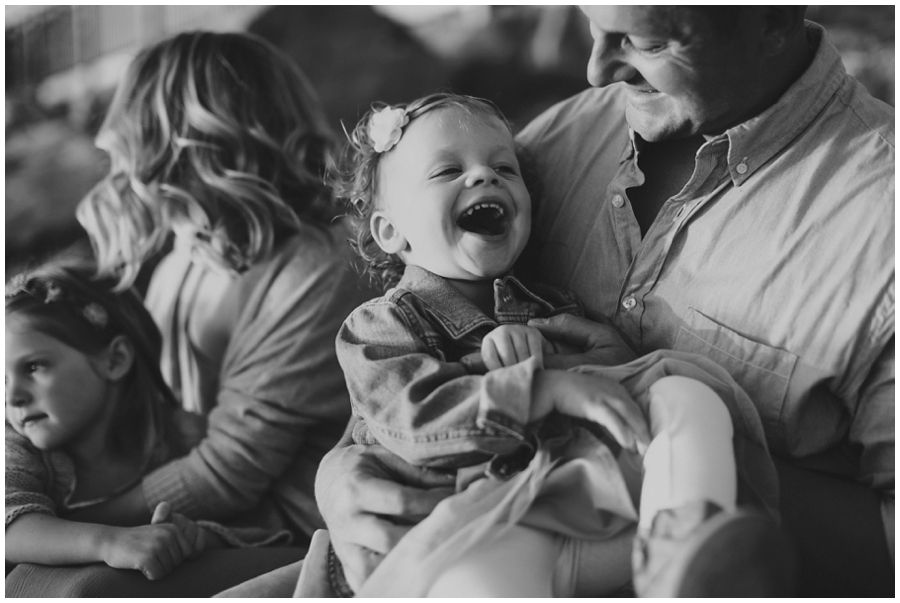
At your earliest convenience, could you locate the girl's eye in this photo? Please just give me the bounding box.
[25,363,41,374]
[496,164,519,175]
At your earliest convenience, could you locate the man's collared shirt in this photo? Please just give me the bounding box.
[517,22,893,505]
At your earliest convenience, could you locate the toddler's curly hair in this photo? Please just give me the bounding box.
[333,92,537,292]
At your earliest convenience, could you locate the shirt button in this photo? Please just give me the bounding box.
[736,162,748,174]
[622,295,636,310]
[611,194,624,208]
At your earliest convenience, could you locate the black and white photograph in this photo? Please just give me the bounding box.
[5,5,895,598]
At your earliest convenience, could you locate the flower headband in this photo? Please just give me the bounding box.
[6,273,110,330]
[369,106,409,153]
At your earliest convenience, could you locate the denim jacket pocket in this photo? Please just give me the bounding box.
[673,307,797,439]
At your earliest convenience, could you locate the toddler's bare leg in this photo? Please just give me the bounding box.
[426,525,558,597]
[639,375,737,529]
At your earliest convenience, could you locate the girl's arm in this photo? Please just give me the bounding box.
[336,299,540,468]
[63,482,150,525]
[6,513,193,580]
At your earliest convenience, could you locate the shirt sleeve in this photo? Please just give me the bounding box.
[5,423,56,528]
[336,298,538,469]
[142,236,362,521]
[848,337,895,559]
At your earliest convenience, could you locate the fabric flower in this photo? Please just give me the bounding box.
[82,303,109,329]
[44,283,64,303]
[369,107,409,153]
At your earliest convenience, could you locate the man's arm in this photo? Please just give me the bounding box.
[315,417,455,591]
[849,336,894,559]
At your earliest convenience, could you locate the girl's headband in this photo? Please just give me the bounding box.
[369,107,409,153]
[6,273,110,331]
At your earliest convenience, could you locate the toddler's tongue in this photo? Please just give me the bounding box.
[457,205,507,236]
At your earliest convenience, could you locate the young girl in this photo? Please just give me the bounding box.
[5,259,287,581]
[324,93,785,597]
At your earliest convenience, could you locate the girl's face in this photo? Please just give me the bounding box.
[372,108,532,281]
[5,317,113,452]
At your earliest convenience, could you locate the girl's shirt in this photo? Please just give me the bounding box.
[5,412,289,547]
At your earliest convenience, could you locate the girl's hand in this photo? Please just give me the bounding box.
[481,324,551,370]
[151,501,206,557]
[97,522,195,580]
[532,369,651,454]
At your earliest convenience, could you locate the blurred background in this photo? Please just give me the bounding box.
[6,5,895,273]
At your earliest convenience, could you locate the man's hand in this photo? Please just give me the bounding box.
[315,443,456,591]
[481,324,551,370]
[529,314,637,369]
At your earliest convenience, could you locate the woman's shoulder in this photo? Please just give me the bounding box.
[231,220,373,322]
[250,220,360,287]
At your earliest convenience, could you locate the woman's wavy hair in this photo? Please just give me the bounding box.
[5,254,177,456]
[78,31,337,289]
[333,92,538,292]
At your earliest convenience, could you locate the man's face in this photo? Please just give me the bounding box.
[580,6,765,141]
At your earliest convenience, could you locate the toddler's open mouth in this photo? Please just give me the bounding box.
[456,201,509,236]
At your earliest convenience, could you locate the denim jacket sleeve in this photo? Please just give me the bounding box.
[336,296,540,468]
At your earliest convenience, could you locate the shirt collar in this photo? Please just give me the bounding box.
[393,265,561,338]
[619,22,845,185]
[721,22,844,185]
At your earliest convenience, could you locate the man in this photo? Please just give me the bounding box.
[231,6,893,597]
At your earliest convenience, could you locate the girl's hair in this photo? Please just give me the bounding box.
[77,31,337,290]
[5,255,177,455]
[333,92,520,292]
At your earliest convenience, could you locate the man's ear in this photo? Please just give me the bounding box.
[101,335,135,382]
[760,6,807,55]
[370,211,408,255]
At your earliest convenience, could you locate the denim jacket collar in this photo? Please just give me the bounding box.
[621,22,842,186]
[392,265,574,341]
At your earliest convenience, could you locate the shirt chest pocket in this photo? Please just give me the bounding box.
[673,308,797,435]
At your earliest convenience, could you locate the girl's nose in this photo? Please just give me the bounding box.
[465,165,500,188]
[6,378,29,408]
[587,34,640,88]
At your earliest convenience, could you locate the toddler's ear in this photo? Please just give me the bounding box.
[370,211,408,255]
[102,335,135,382]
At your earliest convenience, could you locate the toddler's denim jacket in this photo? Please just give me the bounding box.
[336,264,582,469]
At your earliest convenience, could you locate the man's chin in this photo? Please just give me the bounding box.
[625,106,685,143]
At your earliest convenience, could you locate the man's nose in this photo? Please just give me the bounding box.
[586,35,639,88]
[465,165,500,188]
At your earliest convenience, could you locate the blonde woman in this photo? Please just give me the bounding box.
[7,31,370,597]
